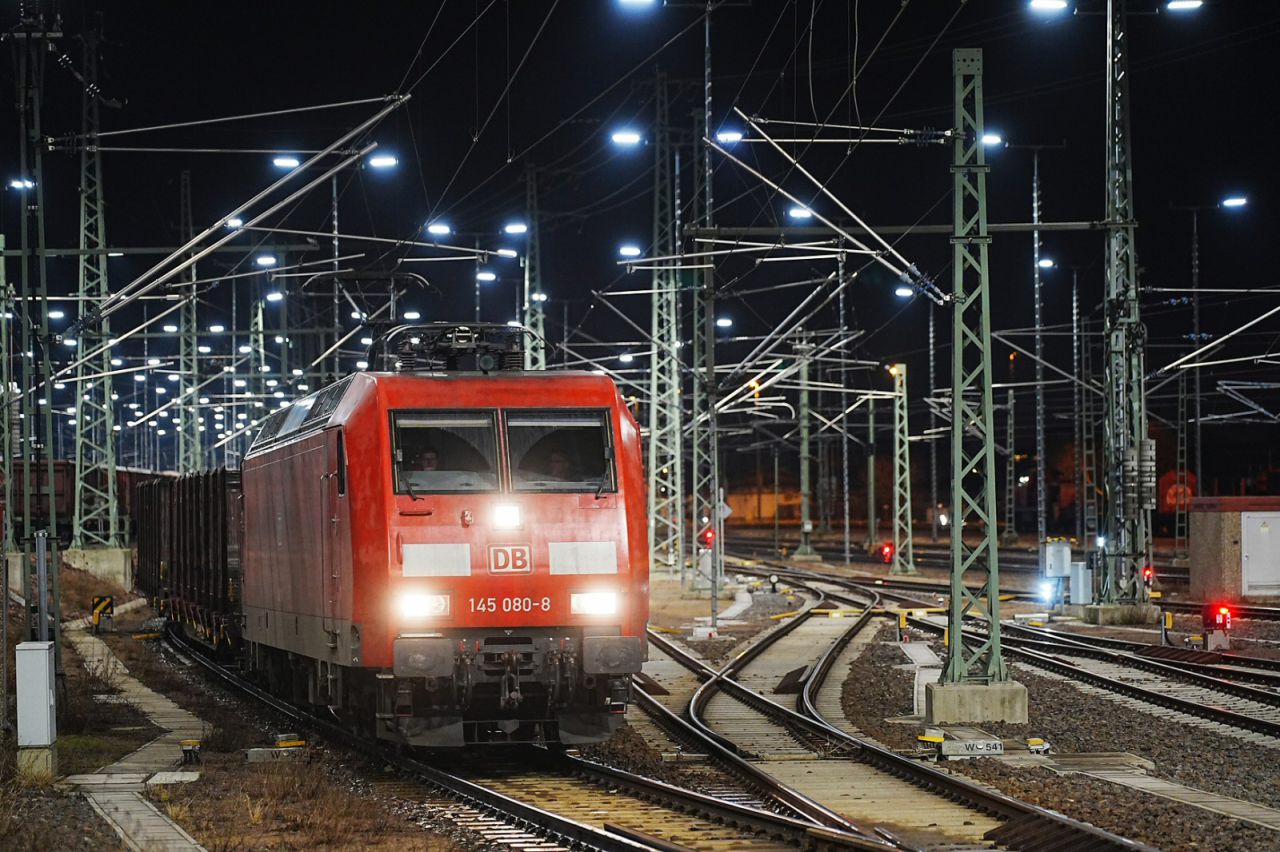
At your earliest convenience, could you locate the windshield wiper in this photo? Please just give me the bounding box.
[405,479,423,501]
[594,474,609,500]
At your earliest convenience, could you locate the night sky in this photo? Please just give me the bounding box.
[2,1,1278,502]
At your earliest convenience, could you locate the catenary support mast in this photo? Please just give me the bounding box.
[71,26,122,546]
[942,48,1008,685]
[1100,0,1154,603]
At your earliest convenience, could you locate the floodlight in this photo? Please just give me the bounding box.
[403,311,421,320]
[715,130,744,144]
[1029,0,1069,11]
[610,130,642,146]
[48,310,65,319]
[226,217,244,228]
[256,255,277,267]
[716,317,733,328]
[476,271,497,282]
[787,206,814,219]
[982,133,1003,146]
[426,222,451,236]
[1222,196,1248,208]
[368,155,398,169]
[266,291,284,302]
[272,156,301,168]
[503,222,528,235]
[1038,258,1056,269]
[619,244,642,258]
[1166,0,1203,10]
[496,248,518,258]
[894,286,914,298]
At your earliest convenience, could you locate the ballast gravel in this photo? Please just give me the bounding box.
[840,624,1280,852]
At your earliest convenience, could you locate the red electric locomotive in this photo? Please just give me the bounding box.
[237,324,648,745]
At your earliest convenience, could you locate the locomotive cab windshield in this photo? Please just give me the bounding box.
[391,407,616,495]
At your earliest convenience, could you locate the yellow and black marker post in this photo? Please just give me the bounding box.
[91,595,115,634]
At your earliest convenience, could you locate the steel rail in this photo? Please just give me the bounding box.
[793,592,1151,852]
[162,627,650,851]
[166,624,881,850]
[721,557,1162,849]
[657,569,1148,851]
[894,616,1280,741]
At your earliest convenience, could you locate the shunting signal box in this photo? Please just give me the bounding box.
[1203,604,1232,651]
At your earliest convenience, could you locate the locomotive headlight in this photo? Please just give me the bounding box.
[570,591,618,616]
[492,503,521,529]
[399,593,451,619]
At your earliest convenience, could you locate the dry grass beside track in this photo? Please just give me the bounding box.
[151,754,458,851]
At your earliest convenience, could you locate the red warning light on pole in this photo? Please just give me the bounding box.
[699,527,716,548]
[881,542,895,564]
[1142,565,1154,586]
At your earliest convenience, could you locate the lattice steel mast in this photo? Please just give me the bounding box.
[647,71,685,577]
[1101,0,1154,603]
[522,162,547,370]
[890,363,915,574]
[71,26,121,547]
[1002,388,1018,546]
[942,48,1008,685]
[176,170,203,471]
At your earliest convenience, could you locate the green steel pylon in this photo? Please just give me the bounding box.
[889,364,915,575]
[1100,0,1154,603]
[71,28,121,547]
[942,49,1008,685]
[647,72,684,577]
[522,162,547,370]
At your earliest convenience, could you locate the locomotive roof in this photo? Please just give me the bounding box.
[246,369,626,457]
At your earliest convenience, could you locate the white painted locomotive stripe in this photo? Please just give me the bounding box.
[548,541,617,574]
[403,543,472,576]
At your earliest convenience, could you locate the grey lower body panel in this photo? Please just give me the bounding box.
[380,626,642,746]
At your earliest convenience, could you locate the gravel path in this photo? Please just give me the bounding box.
[839,622,1280,851]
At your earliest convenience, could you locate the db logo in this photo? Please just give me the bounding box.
[489,545,532,574]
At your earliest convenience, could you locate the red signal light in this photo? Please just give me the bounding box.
[1219,606,1230,615]
[1142,566,1154,586]
[699,528,716,548]
[881,542,895,564]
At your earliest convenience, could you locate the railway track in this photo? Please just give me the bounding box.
[727,535,1191,585]
[162,625,887,851]
[808,575,1280,745]
[643,581,1148,851]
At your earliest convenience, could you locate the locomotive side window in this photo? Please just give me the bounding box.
[506,409,615,493]
[392,410,498,493]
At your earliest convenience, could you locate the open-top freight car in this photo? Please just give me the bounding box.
[135,469,243,650]
[139,324,649,746]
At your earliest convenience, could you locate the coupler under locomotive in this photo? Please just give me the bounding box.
[380,628,643,746]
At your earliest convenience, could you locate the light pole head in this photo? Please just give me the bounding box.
[610,130,642,147]
[1221,196,1248,209]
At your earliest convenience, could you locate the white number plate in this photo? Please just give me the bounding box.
[468,596,552,614]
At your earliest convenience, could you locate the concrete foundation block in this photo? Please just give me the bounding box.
[1083,603,1160,626]
[925,680,1029,725]
[246,747,305,763]
[17,747,57,783]
[62,547,133,591]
